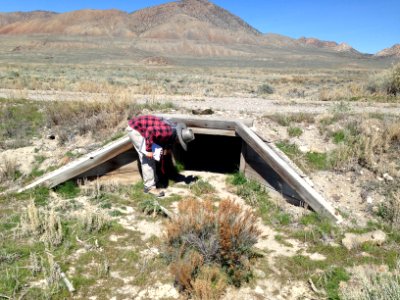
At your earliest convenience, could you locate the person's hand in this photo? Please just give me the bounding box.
[145,152,153,159]
[163,149,170,156]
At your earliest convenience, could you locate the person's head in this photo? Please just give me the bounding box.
[175,123,195,151]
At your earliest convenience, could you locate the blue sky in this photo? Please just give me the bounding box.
[1,0,399,54]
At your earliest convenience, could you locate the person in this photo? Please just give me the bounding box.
[126,115,195,197]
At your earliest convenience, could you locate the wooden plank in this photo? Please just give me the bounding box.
[158,114,253,129]
[235,122,341,223]
[19,115,340,223]
[18,136,133,192]
[239,141,246,173]
[192,128,235,136]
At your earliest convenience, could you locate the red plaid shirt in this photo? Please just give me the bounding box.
[128,115,174,152]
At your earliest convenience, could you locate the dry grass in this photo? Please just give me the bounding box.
[340,262,400,300]
[40,210,63,247]
[20,200,42,236]
[79,178,121,198]
[44,94,140,144]
[29,252,42,276]
[44,253,62,293]
[366,63,400,97]
[80,207,111,233]
[379,190,400,230]
[321,115,400,175]
[0,36,390,102]
[20,202,63,247]
[192,265,227,300]
[391,191,400,229]
[267,112,316,126]
[0,157,20,184]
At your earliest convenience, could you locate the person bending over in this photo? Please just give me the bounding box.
[126,115,194,197]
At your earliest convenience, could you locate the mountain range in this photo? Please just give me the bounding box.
[0,0,398,58]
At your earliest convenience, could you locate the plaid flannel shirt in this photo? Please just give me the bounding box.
[128,115,174,152]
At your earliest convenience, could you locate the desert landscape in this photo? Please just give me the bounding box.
[1,0,400,299]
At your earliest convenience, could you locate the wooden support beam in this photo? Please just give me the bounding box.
[18,116,243,192]
[18,115,341,224]
[158,114,253,130]
[192,127,235,136]
[235,122,342,223]
[18,136,133,192]
[239,140,247,173]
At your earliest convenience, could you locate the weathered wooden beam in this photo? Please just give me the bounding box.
[158,114,253,130]
[192,127,235,136]
[18,136,133,192]
[19,115,340,223]
[18,116,244,192]
[235,122,342,223]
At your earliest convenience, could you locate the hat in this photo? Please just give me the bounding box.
[176,123,195,151]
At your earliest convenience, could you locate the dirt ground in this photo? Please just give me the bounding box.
[3,96,397,226]
[1,91,399,299]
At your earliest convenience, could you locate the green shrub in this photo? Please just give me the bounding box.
[332,130,346,144]
[276,141,302,157]
[229,172,247,186]
[288,126,303,137]
[190,180,215,197]
[54,181,79,198]
[33,187,50,207]
[0,100,44,148]
[317,267,350,300]
[306,152,329,170]
[268,113,315,126]
[257,83,274,95]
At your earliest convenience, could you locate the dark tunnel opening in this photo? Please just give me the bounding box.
[175,134,242,173]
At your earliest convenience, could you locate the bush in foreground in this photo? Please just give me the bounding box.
[165,198,260,298]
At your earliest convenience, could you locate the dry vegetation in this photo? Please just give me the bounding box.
[165,198,260,297]
[1,54,399,102]
[0,39,400,299]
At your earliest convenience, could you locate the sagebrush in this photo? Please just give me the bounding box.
[165,198,260,298]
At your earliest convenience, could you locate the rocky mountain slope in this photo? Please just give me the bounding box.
[376,44,400,57]
[0,0,397,57]
[0,0,259,43]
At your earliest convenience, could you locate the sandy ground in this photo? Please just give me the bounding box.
[1,88,400,115]
[2,89,398,298]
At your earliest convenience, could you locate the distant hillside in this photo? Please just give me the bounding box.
[0,9,134,36]
[295,37,361,54]
[0,0,260,43]
[129,0,260,36]
[376,44,400,57]
[0,10,56,27]
[297,37,338,48]
[0,0,396,57]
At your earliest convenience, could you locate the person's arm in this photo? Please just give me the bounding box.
[144,126,154,158]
